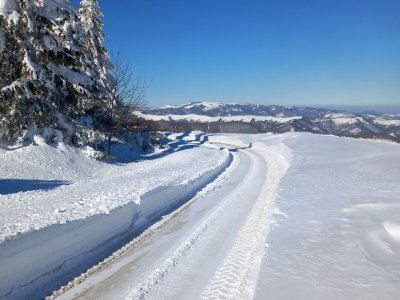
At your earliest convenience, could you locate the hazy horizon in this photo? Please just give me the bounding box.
[150,101,400,114]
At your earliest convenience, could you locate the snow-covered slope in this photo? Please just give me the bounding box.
[141,102,400,142]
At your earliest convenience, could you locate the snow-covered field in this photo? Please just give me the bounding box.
[255,133,400,300]
[1,132,399,300]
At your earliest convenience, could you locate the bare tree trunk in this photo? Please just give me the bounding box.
[107,133,112,156]
[107,93,114,157]
[104,52,149,157]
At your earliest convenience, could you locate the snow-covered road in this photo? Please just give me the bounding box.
[53,142,290,300]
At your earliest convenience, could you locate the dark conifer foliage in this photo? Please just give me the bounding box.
[0,0,116,144]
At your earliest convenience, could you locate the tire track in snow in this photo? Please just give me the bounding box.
[117,150,265,300]
[49,151,239,300]
[201,146,291,300]
[52,143,291,300]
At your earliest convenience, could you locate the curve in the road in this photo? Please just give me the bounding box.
[52,143,291,300]
[49,148,239,300]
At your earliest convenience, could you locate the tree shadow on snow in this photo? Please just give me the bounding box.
[108,132,213,164]
[0,179,70,195]
[137,132,211,161]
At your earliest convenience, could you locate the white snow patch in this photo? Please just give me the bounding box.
[322,113,369,126]
[373,118,400,126]
[273,207,288,219]
[183,102,222,110]
[331,117,358,125]
[383,222,400,242]
[22,49,37,80]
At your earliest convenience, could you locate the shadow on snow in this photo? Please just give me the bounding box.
[0,179,70,195]
[108,132,212,164]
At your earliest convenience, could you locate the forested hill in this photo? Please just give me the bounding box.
[141,102,400,142]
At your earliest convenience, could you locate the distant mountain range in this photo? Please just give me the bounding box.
[139,102,400,142]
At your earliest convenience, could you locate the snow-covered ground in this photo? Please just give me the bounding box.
[1,132,399,300]
[0,134,230,299]
[50,134,291,300]
[0,136,228,242]
[255,133,400,300]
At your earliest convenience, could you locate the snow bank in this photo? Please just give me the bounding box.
[207,134,251,148]
[0,143,228,242]
[0,142,231,299]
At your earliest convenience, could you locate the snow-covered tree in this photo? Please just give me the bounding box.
[78,0,111,96]
[0,0,110,143]
[0,0,148,151]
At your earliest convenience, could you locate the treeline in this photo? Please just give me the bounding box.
[141,118,400,143]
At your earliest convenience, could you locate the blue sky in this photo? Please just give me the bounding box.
[71,0,400,107]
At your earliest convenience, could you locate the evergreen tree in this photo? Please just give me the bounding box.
[78,0,112,97]
[0,0,111,142]
[0,0,146,149]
